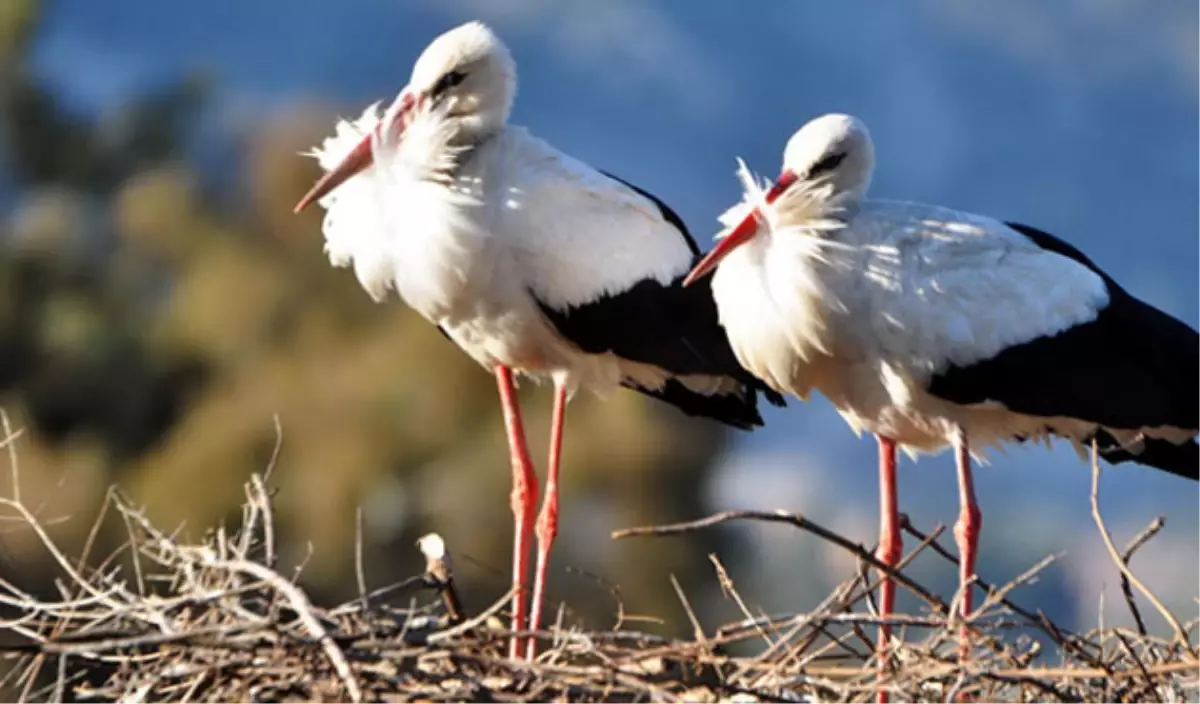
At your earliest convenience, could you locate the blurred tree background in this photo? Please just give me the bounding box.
[0,0,742,626]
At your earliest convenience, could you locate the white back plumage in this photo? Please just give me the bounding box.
[313,112,694,313]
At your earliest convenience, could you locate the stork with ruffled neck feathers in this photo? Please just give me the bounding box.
[685,113,1198,700]
[294,22,782,660]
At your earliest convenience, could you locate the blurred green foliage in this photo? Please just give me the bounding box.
[0,0,738,627]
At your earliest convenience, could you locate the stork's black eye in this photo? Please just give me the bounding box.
[430,70,467,99]
[807,151,846,178]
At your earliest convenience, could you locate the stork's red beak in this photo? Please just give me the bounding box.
[293,92,418,213]
[682,169,799,287]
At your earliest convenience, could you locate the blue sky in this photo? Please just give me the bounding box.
[25,0,1199,626]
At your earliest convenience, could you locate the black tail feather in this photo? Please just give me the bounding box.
[1096,433,1199,482]
[622,378,768,431]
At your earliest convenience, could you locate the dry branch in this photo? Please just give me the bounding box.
[0,416,1195,703]
[1119,516,1164,637]
[1089,443,1194,656]
[613,509,948,614]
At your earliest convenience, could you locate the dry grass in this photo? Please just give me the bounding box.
[0,417,1196,703]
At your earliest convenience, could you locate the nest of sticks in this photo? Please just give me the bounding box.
[0,418,1196,703]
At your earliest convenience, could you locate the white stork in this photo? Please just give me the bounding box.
[683,113,1198,690]
[293,22,783,659]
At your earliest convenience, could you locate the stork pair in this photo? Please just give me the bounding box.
[294,21,1199,683]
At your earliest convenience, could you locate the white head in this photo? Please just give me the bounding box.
[782,113,874,204]
[683,113,876,286]
[406,21,516,142]
[295,21,516,212]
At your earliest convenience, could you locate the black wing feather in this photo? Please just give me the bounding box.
[534,274,785,430]
[534,172,784,429]
[927,222,1198,478]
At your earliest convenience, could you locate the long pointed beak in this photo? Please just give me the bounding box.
[293,92,417,214]
[682,169,799,287]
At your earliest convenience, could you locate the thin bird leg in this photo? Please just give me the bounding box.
[875,435,901,704]
[953,426,981,662]
[494,365,539,660]
[527,377,568,660]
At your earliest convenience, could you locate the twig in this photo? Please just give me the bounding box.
[263,413,283,483]
[250,473,276,568]
[355,507,368,613]
[197,555,362,703]
[969,554,1060,621]
[843,519,946,618]
[326,575,428,617]
[613,509,947,614]
[709,552,773,648]
[903,516,1109,671]
[1089,444,1194,655]
[747,526,945,676]
[119,501,148,599]
[1119,516,1164,637]
[3,622,263,655]
[901,517,1070,637]
[562,566,628,631]
[2,409,22,504]
[51,652,66,704]
[801,660,1199,680]
[669,574,706,646]
[427,587,517,644]
[1115,628,1162,704]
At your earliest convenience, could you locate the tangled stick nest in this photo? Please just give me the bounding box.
[0,418,1195,703]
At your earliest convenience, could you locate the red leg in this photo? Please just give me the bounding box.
[527,377,567,660]
[953,426,981,662]
[495,366,538,660]
[875,435,901,704]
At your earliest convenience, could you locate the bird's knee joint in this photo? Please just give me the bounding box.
[954,506,981,543]
[510,482,539,519]
[535,513,558,544]
[875,537,902,566]
[535,494,559,543]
